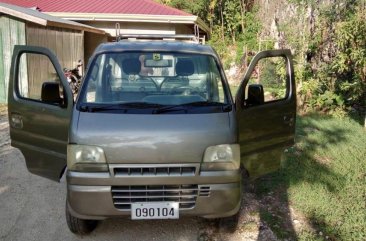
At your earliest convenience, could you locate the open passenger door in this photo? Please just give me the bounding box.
[8,45,73,181]
[235,49,296,179]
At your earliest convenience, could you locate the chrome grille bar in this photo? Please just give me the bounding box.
[111,185,199,210]
[110,164,199,177]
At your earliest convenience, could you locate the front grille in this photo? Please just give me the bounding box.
[112,185,198,210]
[113,165,197,177]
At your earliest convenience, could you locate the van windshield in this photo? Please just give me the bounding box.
[78,52,231,114]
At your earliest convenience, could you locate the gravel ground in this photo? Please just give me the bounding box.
[0,105,279,241]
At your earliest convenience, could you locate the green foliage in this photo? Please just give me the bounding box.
[208,26,234,69]
[255,114,366,240]
[208,7,261,67]
[282,0,366,115]
[235,9,262,63]
[156,0,209,21]
[158,0,261,65]
[157,0,366,116]
[331,9,366,107]
[223,0,242,41]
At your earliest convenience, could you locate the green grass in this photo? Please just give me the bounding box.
[229,83,365,239]
[253,114,366,240]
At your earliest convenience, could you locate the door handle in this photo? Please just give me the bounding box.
[10,113,23,129]
[283,115,294,126]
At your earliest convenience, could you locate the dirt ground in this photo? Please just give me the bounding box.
[0,104,284,241]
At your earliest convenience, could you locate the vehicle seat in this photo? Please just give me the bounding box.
[122,58,157,92]
[122,58,141,80]
[160,59,194,92]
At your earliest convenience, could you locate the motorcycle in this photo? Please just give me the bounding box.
[64,60,83,97]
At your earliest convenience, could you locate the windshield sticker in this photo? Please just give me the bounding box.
[153,53,161,61]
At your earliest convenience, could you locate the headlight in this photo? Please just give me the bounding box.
[201,144,240,170]
[67,145,108,171]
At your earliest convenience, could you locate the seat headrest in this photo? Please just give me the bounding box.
[176,59,194,76]
[122,58,141,75]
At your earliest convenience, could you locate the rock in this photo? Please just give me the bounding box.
[293,219,300,224]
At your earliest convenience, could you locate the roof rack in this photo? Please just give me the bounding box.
[115,24,205,44]
[116,34,201,43]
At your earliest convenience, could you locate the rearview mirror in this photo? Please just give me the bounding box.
[41,82,63,105]
[145,59,172,67]
[246,84,264,106]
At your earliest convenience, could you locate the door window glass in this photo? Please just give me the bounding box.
[208,57,226,103]
[18,53,61,101]
[246,56,287,102]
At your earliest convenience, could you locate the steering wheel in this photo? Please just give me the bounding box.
[171,86,199,95]
[136,76,159,91]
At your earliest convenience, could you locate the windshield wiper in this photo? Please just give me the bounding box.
[80,102,162,112]
[153,101,231,114]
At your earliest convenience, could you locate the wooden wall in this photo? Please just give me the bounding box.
[84,31,107,66]
[0,16,84,103]
[25,23,84,99]
[26,23,84,70]
[0,15,26,103]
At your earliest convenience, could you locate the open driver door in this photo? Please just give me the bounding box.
[235,49,296,178]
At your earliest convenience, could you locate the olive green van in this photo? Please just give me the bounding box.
[8,37,296,234]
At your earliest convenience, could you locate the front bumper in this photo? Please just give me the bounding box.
[66,168,241,220]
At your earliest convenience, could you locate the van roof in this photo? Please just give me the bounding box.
[94,40,216,56]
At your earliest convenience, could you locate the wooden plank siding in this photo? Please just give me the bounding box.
[0,30,4,102]
[0,17,84,103]
[0,15,26,103]
[84,32,107,66]
[25,22,84,99]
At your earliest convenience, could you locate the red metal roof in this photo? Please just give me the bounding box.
[0,0,191,16]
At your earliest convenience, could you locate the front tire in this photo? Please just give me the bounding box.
[65,202,98,235]
[214,167,247,233]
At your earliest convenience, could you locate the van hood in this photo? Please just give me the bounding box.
[71,112,236,164]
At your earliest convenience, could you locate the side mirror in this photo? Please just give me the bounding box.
[246,84,264,106]
[41,82,63,105]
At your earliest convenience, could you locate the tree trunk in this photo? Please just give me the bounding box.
[220,1,225,42]
[240,0,245,32]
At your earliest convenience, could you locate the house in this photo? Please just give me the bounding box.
[0,2,105,103]
[0,0,209,103]
[0,0,210,62]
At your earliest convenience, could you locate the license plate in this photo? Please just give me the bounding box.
[131,202,179,220]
